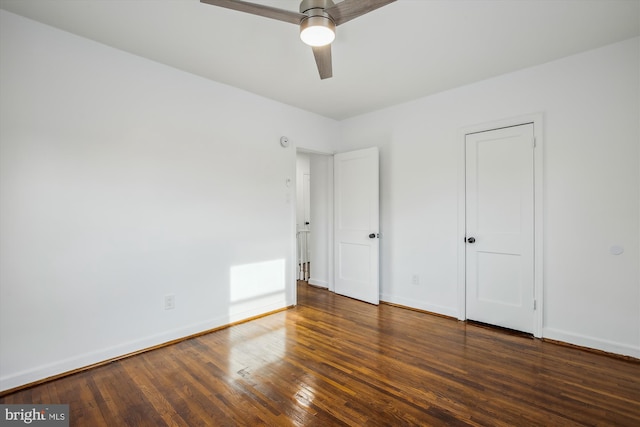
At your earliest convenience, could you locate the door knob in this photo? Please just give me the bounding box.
[369,233,379,239]
[467,237,476,243]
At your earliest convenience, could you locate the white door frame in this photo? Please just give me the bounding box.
[457,113,544,338]
[292,147,335,306]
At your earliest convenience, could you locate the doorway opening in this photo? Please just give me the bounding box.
[295,150,333,291]
[294,147,380,305]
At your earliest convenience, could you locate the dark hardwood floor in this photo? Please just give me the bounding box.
[2,281,639,426]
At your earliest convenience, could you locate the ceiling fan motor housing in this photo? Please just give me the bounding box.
[299,0,336,26]
[300,0,335,15]
[299,0,336,46]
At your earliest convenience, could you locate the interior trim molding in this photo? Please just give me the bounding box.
[380,294,458,319]
[381,300,458,321]
[542,337,640,363]
[543,327,640,360]
[0,305,293,397]
[308,278,329,288]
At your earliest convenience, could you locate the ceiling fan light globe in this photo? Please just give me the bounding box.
[300,16,335,46]
[300,26,335,46]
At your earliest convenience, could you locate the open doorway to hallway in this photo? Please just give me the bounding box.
[295,150,333,291]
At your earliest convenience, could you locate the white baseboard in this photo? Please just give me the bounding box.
[543,327,640,359]
[5,303,636,392]
[0,301,289,393]
[380,293,458,318]
[308,278,328,288]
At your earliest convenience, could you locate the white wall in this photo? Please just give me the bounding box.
[338,37,640,357]
[0,10,338,391]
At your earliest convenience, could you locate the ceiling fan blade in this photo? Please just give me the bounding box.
[312,45,332,80]
[200,0,305,25]
[326,0,397,26]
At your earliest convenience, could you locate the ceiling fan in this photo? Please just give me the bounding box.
[200,0,397,79]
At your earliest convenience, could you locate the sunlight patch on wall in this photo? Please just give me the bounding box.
[229,259,286,315]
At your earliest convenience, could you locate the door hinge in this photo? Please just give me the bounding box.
[532,137,537,148]
[533,299,537,310]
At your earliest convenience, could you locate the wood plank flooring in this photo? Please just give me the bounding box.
[2,281,639,426]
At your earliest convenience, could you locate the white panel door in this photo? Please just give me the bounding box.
[466,124,534,333]
[334,147,379,305]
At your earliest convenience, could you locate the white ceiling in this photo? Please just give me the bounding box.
[1,0,639,120]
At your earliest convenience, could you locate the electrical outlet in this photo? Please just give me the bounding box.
[411,274,420,285]
[164,294,175,310]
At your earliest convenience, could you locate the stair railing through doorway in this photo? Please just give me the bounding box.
[297,227,310,281]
